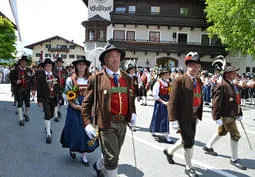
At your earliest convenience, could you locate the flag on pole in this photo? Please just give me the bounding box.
[9,0,22,41]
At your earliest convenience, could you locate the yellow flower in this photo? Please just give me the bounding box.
[67,90,76,100]
[168,86,171,93]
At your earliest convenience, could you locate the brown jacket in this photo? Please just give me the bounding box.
[212,79,242,120]
[82,69,136,129]
[11,67,34,90]
[36,70,61,103]
[168,73,203,121]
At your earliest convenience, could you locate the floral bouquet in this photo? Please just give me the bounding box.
[65,83,79,101]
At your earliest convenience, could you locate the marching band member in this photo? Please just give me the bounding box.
[164,52,203,177]
[11,56,34,126]
[36,58,60,144]
[53,57,68,122]
[203,65,247,170]
[82,45,136,177]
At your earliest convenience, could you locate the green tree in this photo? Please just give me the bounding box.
[205,0,255,56]
[0,16,17,59]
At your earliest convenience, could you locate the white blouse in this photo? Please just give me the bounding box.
[153,79,168,101]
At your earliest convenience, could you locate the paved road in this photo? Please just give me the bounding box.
[0,84,254,177]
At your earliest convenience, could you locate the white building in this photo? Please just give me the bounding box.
[82,0,255,73]
[25,35,85,66]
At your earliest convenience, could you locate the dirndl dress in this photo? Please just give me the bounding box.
[60,95,99,152]
[150,94,169,133]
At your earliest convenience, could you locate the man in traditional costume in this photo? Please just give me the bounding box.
[36,58,60,144]
[53,57,68,122]
[11,56,34,126]
[203,65,247,170]
[163,52,203,177]
[82,45,136,177]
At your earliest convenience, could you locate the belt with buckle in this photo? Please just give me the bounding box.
[111,115,126,122]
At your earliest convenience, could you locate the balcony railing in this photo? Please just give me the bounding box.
[109,39,227,57]
[48,48,70,52]
[110,12,207,29]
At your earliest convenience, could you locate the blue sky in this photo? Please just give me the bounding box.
[1,0,88,56]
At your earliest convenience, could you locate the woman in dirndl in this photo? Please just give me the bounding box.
[60,56,98,166]
[150,68,173,143]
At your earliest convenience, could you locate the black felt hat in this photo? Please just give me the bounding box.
[99,44,125,65]
[72,56,91,67]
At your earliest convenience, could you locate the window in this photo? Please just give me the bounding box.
[69,55,75,59]
[178,33,187,44]
[128,5,136,14]
[53,53,60,58]
[151,6,160,14]
[35,53,41,57]
[246,67,251,73]
[180,8,189,16]
[88,29,95,41]
[57,45,62,49]
[115,6,126,13]
[113,30,125,40]
[45,53,51,58]
[45,44,51,48]
[61,54,67,59]
[62,45,67,49]
[149,31,160,42]
[201,34,210,46]
[97,29,105,41]
[126,31,135,41]
[69,45,75,49]
[252,67,255,73]
[77,55,84,59]
[211,35,222,46]
[87,28,106,41]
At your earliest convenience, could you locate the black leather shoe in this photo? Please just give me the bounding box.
[163,149,175,164]
[81,157,89,167]
[57,111,61,118]
[93,162,105,177]
[203,146,218,156]
[69,150,76,159]
[230,159,247,170]
[185,168,198,177]
[19,120,24,126]
[46,135,52,144]
[24,114,29,121]
[54,117,59,122]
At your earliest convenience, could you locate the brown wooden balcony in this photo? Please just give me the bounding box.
[110,12,208,29]
[48,48,70,52]
[109,39,227,58]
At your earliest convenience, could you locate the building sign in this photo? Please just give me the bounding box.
[88,0,113,21]
[90,5,112,12]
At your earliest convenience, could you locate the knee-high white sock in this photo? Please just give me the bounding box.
[167,139,183,155]
[18,107,23,121]
[82,152,88,162]
[44,120,51,136]
[54,106,58,117]
[105,168,118,177]
[231,140,238,161]
[24,107,29,115]
[96,154,104,170]
[184,148,193,170]
[206,132,221,148]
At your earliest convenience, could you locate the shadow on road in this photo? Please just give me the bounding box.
[118,164,144,177]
